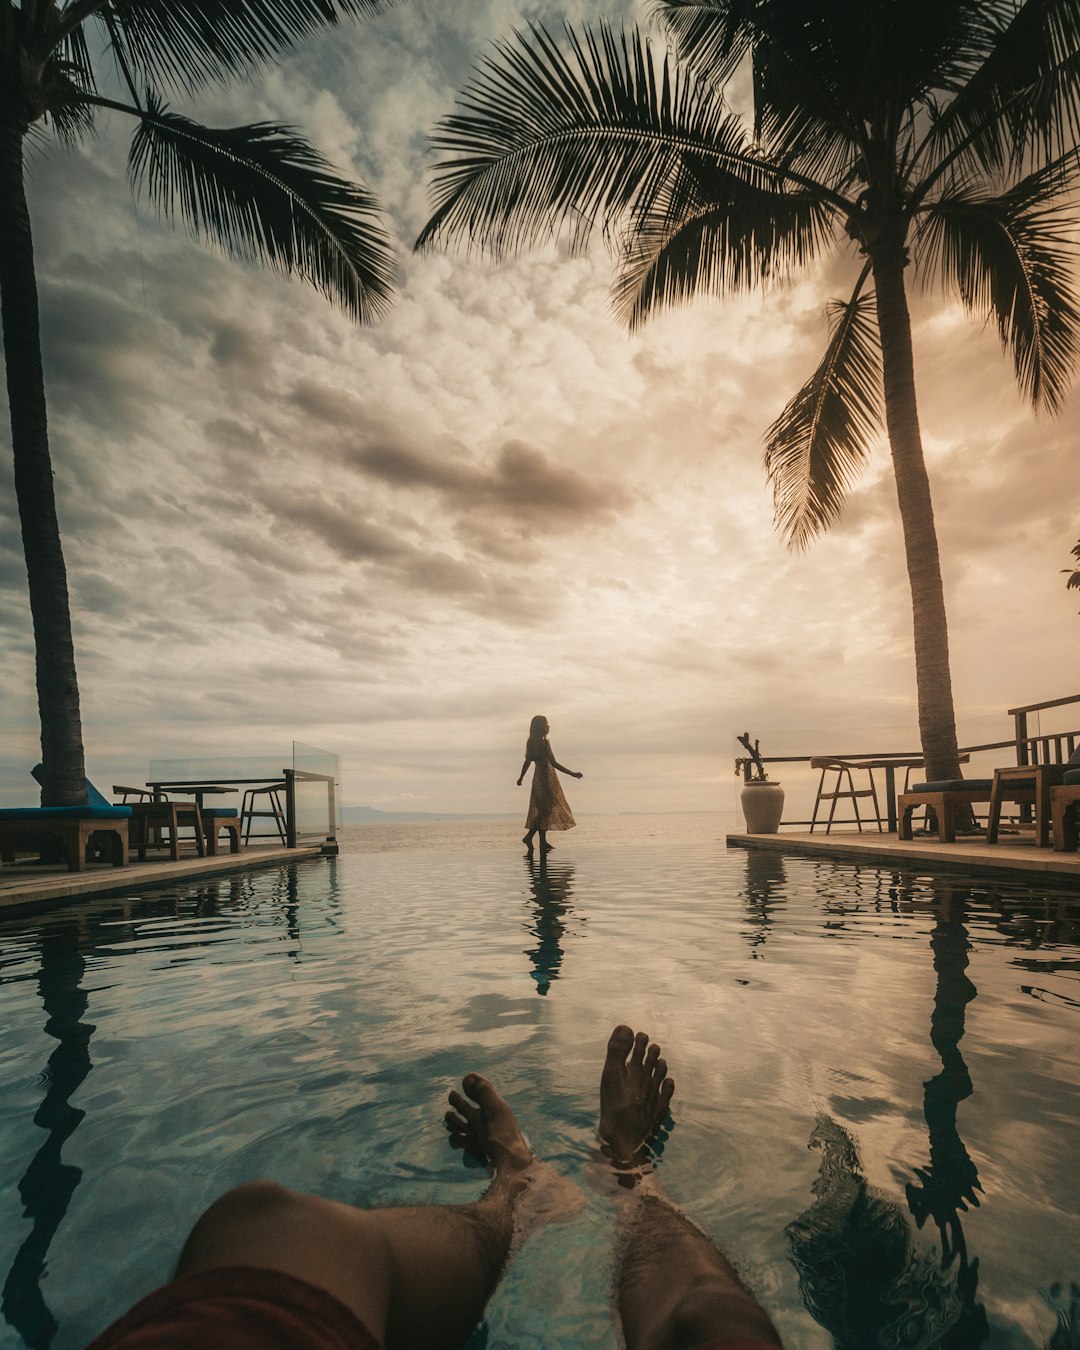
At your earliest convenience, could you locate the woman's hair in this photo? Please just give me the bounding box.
[528,715,548,741]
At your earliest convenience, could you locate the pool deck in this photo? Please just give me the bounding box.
[0,842,330,915]
[726,828,1080,885]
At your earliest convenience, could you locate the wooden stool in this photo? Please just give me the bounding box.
[202,809,241,856]
[809,758,882,833]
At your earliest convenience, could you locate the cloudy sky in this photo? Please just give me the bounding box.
[2,0,1078,818]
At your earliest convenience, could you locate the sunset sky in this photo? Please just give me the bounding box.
[2,0,1078,818]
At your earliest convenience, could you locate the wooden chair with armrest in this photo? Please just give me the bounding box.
[114,786,205,861]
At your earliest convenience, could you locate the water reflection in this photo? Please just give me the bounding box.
[0,868,321,1348]
[787,884,989,1346]
[522,857,576,995]
[740,851,787,957]
[1043,1282,1080,1348]
[1,923,94,1349]
[786,1116,967,1346]
[905,898,984,1296]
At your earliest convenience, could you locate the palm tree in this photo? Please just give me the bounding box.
[417,0,1080,782]
[1,1,396,807]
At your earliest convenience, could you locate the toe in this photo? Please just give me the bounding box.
[644,1043,660,1072]
[630,1031,649,1066]
[659,1077,675,1110]
[606,1025,635,1060]
[651,1055,667,1084]
[448,1088,480,1121]
[462,1073,501,1114]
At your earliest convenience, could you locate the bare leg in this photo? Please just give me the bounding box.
[599,1026,784,1350]
[175,1073,575,1350]
[523,828,535,853]
[539,829,551,853]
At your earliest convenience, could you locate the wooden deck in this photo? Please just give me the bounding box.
[726,828,1080,885]
[0,842,331,915]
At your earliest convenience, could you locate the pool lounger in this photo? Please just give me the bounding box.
[0,805,132,872]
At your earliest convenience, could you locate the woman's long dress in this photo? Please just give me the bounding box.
[525,740,577,832]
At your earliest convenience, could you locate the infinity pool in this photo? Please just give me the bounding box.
[1,821,1078,1348]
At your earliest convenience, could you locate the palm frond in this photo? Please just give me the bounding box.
[613,155,833,328]
[918,0,1080,183]
[128,95,395,323]
[416,21,791,260]
[99,0,390,96]
[915,158,1080,412]
[41,21,98,146]
[648,0,755,95]
[764,286,883,551]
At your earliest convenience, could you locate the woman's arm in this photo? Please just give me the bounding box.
[550,747,583,779]
[516,757,531,786]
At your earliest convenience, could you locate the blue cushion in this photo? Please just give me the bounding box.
[201,807,239,819]
[0,805,132,820]
[1064,768,1080,785]
[30,764,116,809]
[910,780,993,793]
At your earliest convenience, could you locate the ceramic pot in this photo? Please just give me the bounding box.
[740,781,785,833]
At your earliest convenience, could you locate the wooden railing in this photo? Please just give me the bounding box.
[1009,694,1080,766]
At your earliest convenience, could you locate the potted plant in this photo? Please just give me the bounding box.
[735,732,785,833]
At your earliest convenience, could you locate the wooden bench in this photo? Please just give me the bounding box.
[0,808,130,872]
[897,783,993,843]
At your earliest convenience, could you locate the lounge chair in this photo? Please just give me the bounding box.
[0,771,131,871]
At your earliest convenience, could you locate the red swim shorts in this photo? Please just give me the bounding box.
[87,1265,383,1349]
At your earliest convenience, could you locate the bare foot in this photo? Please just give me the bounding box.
[598,1025,675,1169]
[446,1073,585,1228]
[445,1072,533,1175]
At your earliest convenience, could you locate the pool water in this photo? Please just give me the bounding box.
[1,818,1078,1349]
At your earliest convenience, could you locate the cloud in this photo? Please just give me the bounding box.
[351,436,634,527]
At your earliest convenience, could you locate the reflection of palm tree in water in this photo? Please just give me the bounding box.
[905,900,986,1340]
[786,892,988,1346]
[523,857,575,996]
[2,922,94,1349]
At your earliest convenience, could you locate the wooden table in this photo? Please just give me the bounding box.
[148,782,235,808]
[987,764,1067,848]
[863,758,927,833]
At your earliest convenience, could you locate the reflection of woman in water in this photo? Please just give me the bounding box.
[524,857,575,995]
[517,715,582,855]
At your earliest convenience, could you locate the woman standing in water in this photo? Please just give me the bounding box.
[517,715,583,855]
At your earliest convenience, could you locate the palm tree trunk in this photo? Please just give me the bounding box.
[871,243,963,784]
[0,94,88,807]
